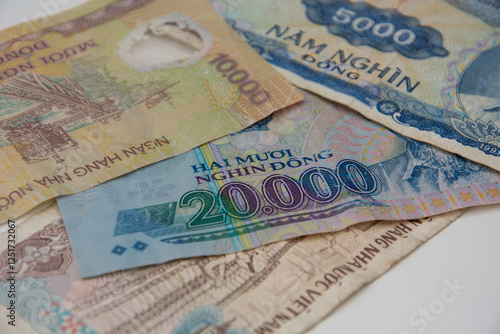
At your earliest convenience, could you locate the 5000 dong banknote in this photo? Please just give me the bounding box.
[212,0,500,171]
[57,91,500,277]
[0,203,462,334]
[0,0,302,221]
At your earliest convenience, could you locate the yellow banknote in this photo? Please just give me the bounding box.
[0,0,303,221]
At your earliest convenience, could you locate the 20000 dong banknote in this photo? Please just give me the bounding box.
[212,0,500,171]
[0,0,302,221]
[57,91,500,277]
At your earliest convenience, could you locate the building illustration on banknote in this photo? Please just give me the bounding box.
[0,71,180,164]
[139,81,179,109]
[0,72,122,164]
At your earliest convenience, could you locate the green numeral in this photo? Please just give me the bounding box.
[179,190,226,229]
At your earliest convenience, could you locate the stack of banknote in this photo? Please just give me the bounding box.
[0,0,498,332]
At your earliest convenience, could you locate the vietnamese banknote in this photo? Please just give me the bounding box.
[211,0,500,172]
[0,0,303,221]
[57,91,500,277]
[0,203,463,334]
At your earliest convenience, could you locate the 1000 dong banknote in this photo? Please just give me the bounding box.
[57,91,500,277]
[0,0,302,221]
[212,0,500,172]
[0,203,462,334]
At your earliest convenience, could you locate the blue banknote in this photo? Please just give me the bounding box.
[211,0,500,172]
[57,91,500,277]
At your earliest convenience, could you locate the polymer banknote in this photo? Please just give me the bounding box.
[0,203,462,334]
[57,91,500,277]
[212,0,500,171]
[0,0,302,221]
